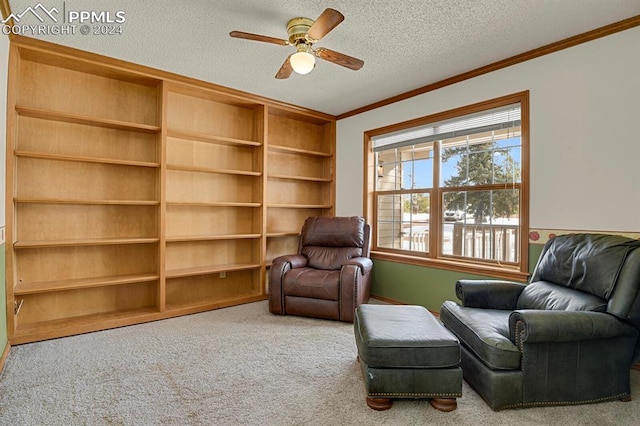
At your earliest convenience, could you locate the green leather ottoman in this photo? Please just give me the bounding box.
[354,304,462,412]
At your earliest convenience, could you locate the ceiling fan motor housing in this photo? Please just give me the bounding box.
[287,17,315,45]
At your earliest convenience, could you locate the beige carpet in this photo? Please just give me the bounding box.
[0,300,639,425]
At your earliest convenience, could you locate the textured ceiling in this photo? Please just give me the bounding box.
[6,0,640,116]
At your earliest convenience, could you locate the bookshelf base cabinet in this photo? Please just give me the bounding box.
[5,38,335,344]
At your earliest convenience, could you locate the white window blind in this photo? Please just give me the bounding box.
[373,104,521,152]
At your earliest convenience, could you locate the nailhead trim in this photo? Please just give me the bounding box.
[369,392,462,398]
[500,393,630,410]
[338,268,343,320]
[338,264,358,321]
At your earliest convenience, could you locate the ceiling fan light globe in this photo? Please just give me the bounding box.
[290,51,315,75]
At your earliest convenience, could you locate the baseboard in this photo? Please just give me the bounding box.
[370,295,404,305]
[0,341,10,374]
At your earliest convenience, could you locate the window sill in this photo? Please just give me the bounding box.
[371,251,530,282]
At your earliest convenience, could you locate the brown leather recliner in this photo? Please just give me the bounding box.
[269,216,373,322]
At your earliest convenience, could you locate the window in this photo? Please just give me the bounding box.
[365,92,529,279]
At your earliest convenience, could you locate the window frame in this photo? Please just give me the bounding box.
[363,91,530,281]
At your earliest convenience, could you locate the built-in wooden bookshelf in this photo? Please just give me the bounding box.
[6,45,162,344]
[5,37,336,344]
[265,110,335,266]
[163,83,265,313]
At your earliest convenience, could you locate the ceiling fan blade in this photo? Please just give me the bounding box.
[229,30,288,46]
[314,48,364,71]
[307,8,344,41]
[275,56,293,79]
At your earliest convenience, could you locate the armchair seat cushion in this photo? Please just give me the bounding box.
[283,268,340,301]
[441,301,521,370]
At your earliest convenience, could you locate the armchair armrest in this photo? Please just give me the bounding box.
[342,257,373,275]
[456,279,526,310]
[272,254,307,269]
[509,310,639,346]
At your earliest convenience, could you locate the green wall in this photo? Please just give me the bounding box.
[371,243,545,312]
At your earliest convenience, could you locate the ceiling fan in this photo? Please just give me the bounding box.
[229,8,364,79]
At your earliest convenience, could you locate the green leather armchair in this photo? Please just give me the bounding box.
[440,233,640,410]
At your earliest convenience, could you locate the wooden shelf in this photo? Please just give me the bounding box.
[14,198,160,206]
[167,164,261,176]
[266,232,300,268]
[15,150,160,168]
[166,201,261,208]
[16,106,160,133]
[267,203,333,209]
[165,294,266,316]
[267,174,332,182]
[14,273,159,295]
[166,234,261,242]
[268,144,332,157]
[166,263,262,279]
[267,232,300,238]
[14,237,159,249]
[12,307,161,345]
[167,129,261,147]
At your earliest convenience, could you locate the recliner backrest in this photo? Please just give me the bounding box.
[523,233,640,326]
[608,246,640,328]
[299,216,369,270]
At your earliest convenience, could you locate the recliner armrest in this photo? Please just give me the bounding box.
[343,257,373,275]
[509,310,639,346]
[272,254,308,269]
[456,280,526,309]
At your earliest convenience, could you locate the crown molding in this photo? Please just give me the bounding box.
[337,15,640,120]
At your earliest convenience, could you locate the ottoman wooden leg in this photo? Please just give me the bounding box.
[430,398,457,412]
[366,397,393,411]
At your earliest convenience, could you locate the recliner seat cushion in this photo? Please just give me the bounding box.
[516,281,607,312]
[440,301,521,370]
[283,268,340,301]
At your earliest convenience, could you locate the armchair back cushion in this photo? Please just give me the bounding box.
[527,234,640,326]
[516,281,607,312]
[608,247,640,328]
[531,233,635,299]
